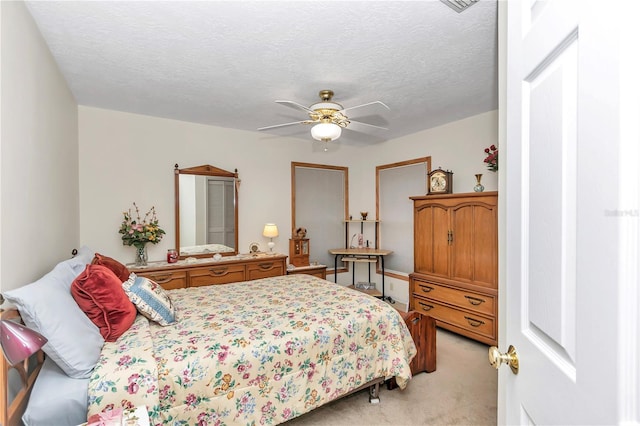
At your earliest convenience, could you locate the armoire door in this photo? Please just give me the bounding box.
[450,201,497,288]
[413,203,449,278]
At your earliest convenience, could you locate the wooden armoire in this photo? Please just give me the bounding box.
[409,192,498,345]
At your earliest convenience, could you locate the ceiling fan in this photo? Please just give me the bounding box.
[258,90,390,149]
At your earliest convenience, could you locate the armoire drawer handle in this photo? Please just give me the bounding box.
[465,316,485,327]
[149,274,172,284]
[419,284,434,293]
[418,302,434,311]
[258,263,274,270]
[464,295,485,306]
[209,268,228,276]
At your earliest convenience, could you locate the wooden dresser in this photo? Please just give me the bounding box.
[130,253,287,290]
[409,192,498,345]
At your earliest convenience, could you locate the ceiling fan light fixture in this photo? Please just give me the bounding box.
[311,122,342,141]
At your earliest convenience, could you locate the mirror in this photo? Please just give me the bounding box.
[174,164,239,258]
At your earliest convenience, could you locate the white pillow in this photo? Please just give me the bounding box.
[22,357,89,426]
[4,246,105,378]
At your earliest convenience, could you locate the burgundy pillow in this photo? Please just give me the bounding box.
[91,253,131,282]
[71,264,136,342]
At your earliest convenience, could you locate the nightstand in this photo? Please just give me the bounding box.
[286,264,327,280]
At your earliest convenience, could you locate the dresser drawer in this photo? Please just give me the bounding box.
[188,264,246,286]
[413,296,496,343]
[247,260,284,280]
[412,279,495,316]
[139,270,187,290]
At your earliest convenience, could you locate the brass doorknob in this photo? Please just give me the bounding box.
[488,344,519,374]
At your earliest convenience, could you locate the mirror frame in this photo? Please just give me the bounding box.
[174,164,239,258]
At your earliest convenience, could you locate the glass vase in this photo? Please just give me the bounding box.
[474,174,485,192]
[134,244,148,266]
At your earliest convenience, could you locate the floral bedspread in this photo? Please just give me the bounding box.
[87,274,416,425]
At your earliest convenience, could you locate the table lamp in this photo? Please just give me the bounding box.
[1,317,48,365]
[262,223,279,253]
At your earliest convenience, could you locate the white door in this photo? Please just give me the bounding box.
[501,0,639,424]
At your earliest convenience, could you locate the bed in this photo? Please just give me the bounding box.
[87,274,416,424]
[2,249,421,425]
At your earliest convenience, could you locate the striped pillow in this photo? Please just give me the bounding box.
[122,274,176,326]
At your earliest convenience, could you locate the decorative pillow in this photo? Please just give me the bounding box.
[122,273,176,326]
[3,246,104,379]
[71,264,137,342]
[91,253,131,282]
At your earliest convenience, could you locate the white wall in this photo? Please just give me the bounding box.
[79,106,497,306]
[0,1,79,292]
[78,106,363,264]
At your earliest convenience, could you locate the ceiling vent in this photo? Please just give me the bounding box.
[440,0,479,13]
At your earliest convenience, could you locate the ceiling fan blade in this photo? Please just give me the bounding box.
[347,120,389,131]
[339,100,390,115]
[275,100,315,114]
[257,120,310,131]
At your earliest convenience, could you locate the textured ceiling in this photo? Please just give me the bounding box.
[25,1,498,146]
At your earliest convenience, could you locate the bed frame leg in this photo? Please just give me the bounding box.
[368,381,380,404]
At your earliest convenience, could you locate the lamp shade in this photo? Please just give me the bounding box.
[311,123,342,141]
[1,319,47,365]
[262,223,279,238]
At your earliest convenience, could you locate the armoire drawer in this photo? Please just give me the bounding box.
[139,270,187,290]
[189,264,246,286]
[247,261,284,280]
[413,296,496,343]
[412,279,495,316]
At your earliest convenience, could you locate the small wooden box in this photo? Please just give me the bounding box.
[289,238,309,267]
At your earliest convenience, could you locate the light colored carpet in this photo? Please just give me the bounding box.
[286,328,498,425]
